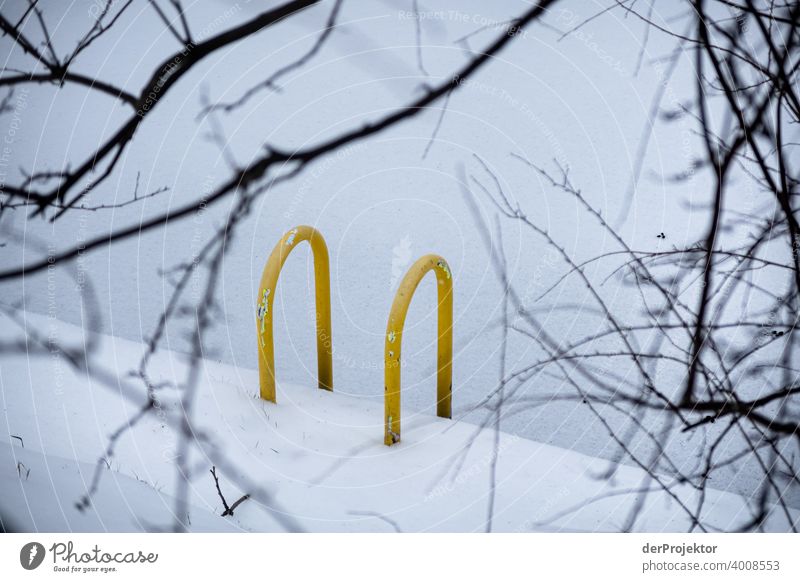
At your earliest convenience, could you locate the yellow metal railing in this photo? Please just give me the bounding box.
[384,254,453,445]
[256,225,333,402]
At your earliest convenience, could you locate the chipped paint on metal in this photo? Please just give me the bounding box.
[436,259,451,280]
[387,330,396,344]
[256,288,271,346]
[387,416,400,444]
[257,225,333,402]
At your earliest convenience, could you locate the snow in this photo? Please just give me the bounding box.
[1,313,794,532]
[1,446,237,533]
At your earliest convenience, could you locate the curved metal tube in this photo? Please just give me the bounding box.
[384,254,453,445]
[256,225,333,402]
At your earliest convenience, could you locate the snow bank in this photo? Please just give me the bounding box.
[1,314,793,532]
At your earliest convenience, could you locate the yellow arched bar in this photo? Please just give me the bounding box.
[384,254,453,445]
[256,225,333,402]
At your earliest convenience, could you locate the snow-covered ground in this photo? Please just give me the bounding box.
[1,314,794,532]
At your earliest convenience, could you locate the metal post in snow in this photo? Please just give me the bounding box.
[256,225,333,402]
[384,254,453,445]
